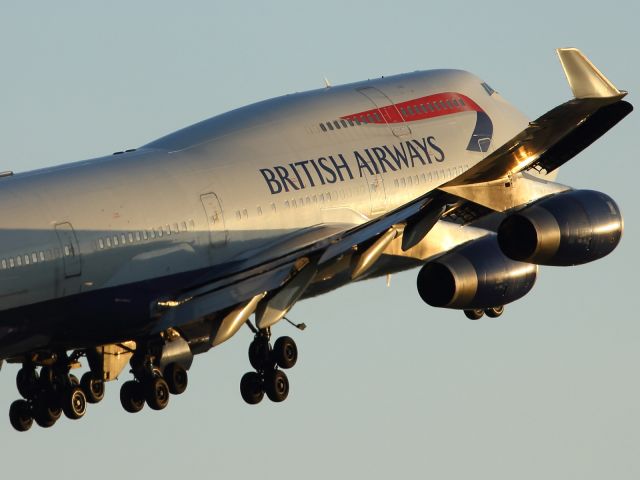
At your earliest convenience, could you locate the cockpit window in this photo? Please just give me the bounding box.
[481,82,496,96]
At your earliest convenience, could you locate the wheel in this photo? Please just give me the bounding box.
[81,372,105,403]
[16,367,39,399]
[120,381,145,413]
[264,370,289,403]
[464,309,484,320]
[273,336,298,369]
[165,363,188,395]
[9,400,33,432]
[33,398,61,428]
[485,306,505,318]
[248,337,272,371]
[69,374,80,386]
[240,372,264,405]
[62,386,87,420]
[39,366,54,388]
[145,377,170,410]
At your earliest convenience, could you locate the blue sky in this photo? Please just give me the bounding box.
[0,1,638,479]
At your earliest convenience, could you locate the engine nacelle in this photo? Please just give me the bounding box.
[417,235,538,310]
[497,190,623,266]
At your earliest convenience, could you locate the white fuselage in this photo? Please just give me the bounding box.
[0,69,528,328]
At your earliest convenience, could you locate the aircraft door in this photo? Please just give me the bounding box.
[357,87,411,138]
[361,166,387,216]
[55,222,82,278]
[200,193,228,247]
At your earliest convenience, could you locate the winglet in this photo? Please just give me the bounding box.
[557,48,623,99]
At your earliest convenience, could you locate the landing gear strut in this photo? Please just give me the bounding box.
[240,329,297,405]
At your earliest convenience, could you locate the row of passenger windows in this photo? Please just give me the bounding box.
[234,187,370,223]
[392,165,468,188]
[96,219,196,250]
[1,250,50,270]
[319,114,379,132]
[318,97,468,133]
[399,97,466,118]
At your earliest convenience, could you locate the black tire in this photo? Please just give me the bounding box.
[248,338,272,371]
[273,336,298,369]
[39,366,54,388]
[165,363,188,395]
[464,309,484,320]
[9,400,33,432]
[69,374,80,386]
[240,372,264,405]
[16,367,39,399]
[81,372,105,404]
[145,377,170,411]
[264,370,289,403]
[33,398,60,428]
[62,386,87,420]
[485,306,505,318]
[120,381,145,413]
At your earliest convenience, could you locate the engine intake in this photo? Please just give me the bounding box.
[417,235,537,309]
[497,190,623,266]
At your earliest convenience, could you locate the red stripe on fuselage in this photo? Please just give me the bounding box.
[341,92,482,125]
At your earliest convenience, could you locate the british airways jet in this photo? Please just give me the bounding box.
[0,48,631,431]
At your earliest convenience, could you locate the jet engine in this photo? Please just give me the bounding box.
[417,235,537,309]
[497,190,623,266]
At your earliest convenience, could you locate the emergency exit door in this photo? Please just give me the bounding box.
[55,222,82,278]
[200,193,228,247]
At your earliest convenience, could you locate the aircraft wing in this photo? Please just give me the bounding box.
[445,48,633,187]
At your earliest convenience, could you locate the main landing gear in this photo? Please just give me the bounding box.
[119,350,189,415]
[240,330,298,405]
[464,305,505,320]
[8,358,106,432]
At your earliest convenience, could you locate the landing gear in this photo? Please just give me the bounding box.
[165,363,188,395]
[464,309,484,320]
[241,330,296,405]
[145,377,170,411]
[81,372,105,404]
[9,400,33,432]
[485,306,505,318]
[120,380,145,413]
[62,386,87,420]
[464,306,505,320]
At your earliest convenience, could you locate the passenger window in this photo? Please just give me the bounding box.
[354,118,361,125]
[121,234,126,244]
[106,237,112,247]
[440,101,447,110]
[32,253,37,263]
[292,199,297,208]
[459,98,466,106]
[39,252,45,261]
[446,100,453,109]
[347,120,354,127]
[366,114,374,123]
[128,233,134,243]
[181,221,187,231]
[135,232,141,241]
[24,255,30,265]
[142,231,148,240]
[242,210,248,219]
[1,259,5,269]
[149,230,155,239]
[9,258,15,268]
[340,119,348,128]
[320,123,327,132]
[98,239,105,249]
[189,219,196,230]
[452,99,459,107]
[165,225,171,235]
[16,256,22,266]
[172,223,179,233]
[284,200,290,209]
[235,210,241,220]
[360,116,368,124]
[327,122,334,131]
[407,106,414,115]
[400,108,407,116]
[113,236,119,246]
[333,121,341,130]
[373,112,381,122]
[157,228,163,238]
[428,103,435,112]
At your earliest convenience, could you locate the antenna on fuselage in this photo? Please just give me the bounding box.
[323,76,332,88]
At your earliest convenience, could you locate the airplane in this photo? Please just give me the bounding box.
[0,48,631,432]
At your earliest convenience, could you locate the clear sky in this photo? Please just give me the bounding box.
[0,1,638,479]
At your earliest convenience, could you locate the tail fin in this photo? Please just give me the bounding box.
[556,48,624,99]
